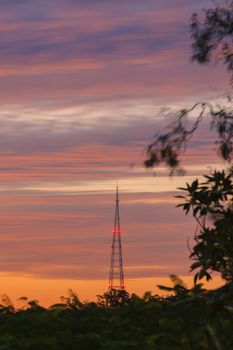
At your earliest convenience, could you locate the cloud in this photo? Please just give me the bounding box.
[0,0,227,109]
[0,0,225,289]
[0,192,196,279]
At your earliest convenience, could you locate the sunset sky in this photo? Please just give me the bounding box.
[0,0,229,306]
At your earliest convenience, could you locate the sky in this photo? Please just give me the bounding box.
[0,0,229,306]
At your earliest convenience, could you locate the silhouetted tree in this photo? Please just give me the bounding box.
[145,0,233,173]
[0,294,15,314]
[157,274,206,299]
[144,98,233,174]
[98,289,130,308]
[177,170,233,283]
[191,0,233,84]
[144,1,233,289]
[60,289,83,310]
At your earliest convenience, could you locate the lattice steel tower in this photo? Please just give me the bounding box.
[108,187,125,291]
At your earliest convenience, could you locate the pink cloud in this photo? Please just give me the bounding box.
[0,0,225,298]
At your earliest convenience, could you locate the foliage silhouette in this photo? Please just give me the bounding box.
[177,170,233,283]
[144,0,233,292]
[157,274,206,300]
[97,289,130,308]
[145,1,233,173]
[0,288,231,349]
[191,0,233,84]
[144,98,233,174]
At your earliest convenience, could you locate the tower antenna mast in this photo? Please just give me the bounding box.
[108,186,125,291]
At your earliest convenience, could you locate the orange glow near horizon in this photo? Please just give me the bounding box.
[0,274,224,308]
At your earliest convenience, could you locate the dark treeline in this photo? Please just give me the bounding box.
[0,281,232,350]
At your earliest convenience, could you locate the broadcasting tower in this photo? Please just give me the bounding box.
[108,187,125,291]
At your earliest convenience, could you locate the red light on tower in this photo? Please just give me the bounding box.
[108,187,125,291]
[112,229,121,234]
